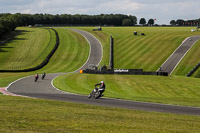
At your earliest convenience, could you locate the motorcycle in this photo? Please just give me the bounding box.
[34,76,38,82]
[41,73,46,80]
[88,85,104,99]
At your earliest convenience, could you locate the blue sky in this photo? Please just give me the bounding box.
[0,0,199,24]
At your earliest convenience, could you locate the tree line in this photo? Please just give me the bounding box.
[0,13,22,36]
[170,19,200,26]
[139,18,156,26]
[0,13,137,36]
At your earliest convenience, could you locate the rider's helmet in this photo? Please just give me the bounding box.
[101,81,104,84]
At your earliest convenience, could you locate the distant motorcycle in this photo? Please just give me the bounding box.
[88,85,104,99]
[41,73,46,80]
[34,74,39,82]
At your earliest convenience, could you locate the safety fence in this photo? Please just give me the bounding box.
[186,62,200,77]
[82,69,168,76]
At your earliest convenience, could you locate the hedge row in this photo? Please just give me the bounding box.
[0,28,59,73]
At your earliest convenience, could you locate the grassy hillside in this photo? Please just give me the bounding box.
[78,27,200,74]
[0,95,199,133]
[37,28,89,73]
[0,27,54,70]
[104,27,200,71]
[0,28,89,87]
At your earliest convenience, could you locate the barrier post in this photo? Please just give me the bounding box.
[109,36,114,69]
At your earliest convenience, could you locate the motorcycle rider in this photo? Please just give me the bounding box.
[41,72,46,80]
[88,81,106,98]
[34,74,39,82]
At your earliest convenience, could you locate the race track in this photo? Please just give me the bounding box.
[7,29,200,116]
[157,36,200,74]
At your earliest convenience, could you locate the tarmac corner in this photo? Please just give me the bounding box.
[0,87,20,96]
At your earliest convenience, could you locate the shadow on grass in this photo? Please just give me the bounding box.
[0,30,30,52]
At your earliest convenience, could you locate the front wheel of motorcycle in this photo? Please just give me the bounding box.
[88,94,92,98]
[94,91,101,99]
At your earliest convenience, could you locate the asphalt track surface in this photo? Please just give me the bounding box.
[158,36,200,74]
[7,29,200,116]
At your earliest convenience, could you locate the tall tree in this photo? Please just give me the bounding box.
[148,19,154,26]
[170,20,176,26]
[139,18,146,25]
[176,19,184,26]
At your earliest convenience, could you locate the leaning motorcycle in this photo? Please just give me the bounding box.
[35,76,38,82]
[88,86,104,99]
[41,74,45,80]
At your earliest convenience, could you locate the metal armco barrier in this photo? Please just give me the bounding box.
[186,62,200,77]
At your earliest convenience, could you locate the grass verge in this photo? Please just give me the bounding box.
[0,72,30,87]
[0,95,199,133]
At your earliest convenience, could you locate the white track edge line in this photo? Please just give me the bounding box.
[170,39,199,75]
[6,75,38,98]
[156,37,189,72]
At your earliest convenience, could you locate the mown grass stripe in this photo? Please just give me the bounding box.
[36,28,89,73]
[115,37,146,61]
[41,28,73,72]
[115,33,164,69]
[115,40,146,68]
[119,39,152,69]
[141,34,177,70]
[0,28,52,70]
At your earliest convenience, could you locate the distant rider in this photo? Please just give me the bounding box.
[88,81,106,98]
[41,72,46,80]
[35,74,39,82]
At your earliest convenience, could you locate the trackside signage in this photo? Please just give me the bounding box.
[114,69,129,72]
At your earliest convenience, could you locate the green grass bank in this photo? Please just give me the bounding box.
[0,27,54,70]
[0,95,199,133]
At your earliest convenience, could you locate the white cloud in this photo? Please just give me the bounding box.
[96,0,142,13]
[0,0,199,24]
[21,9,32,14]
[135,1,200,24]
